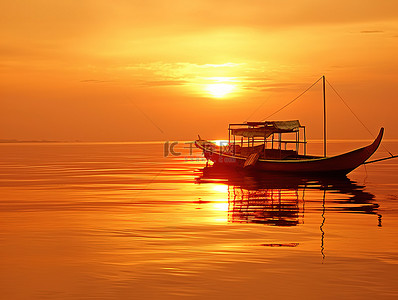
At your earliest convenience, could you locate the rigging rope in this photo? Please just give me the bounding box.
[256,75,394,158]
[325,80,375,138]
[325,79,394,157]
[262,76,323,121]
[244,95,271,123]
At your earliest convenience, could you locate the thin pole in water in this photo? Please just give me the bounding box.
[323,75,327,157]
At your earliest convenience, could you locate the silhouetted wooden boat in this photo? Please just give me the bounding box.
[195,76,387,175]
[195,126,383,175]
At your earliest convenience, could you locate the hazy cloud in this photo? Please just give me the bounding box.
[360,30,384,34]
[80,79,114,83]
[121,61,296,92]
[139,80,188,87]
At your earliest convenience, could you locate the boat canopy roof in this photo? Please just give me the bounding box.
[230,120,301,138]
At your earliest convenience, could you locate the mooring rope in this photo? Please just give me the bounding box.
[363,155,398,164]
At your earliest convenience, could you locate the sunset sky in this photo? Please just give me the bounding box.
[1,0,397,141]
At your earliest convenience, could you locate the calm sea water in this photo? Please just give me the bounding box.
[0,141,397,299]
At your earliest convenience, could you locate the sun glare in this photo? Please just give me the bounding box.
[212,184,229,193]
[206,83,235,98]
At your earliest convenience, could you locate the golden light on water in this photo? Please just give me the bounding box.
[213,202,229,212]
[212,184,229,193]
[210,184,229,216]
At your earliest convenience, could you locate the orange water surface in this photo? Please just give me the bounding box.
[0,142,397,299]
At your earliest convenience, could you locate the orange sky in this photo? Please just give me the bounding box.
[1,0,398,141]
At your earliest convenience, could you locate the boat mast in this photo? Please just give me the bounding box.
[323,75,327,157]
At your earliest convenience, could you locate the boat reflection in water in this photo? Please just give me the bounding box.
[195,165,380,228]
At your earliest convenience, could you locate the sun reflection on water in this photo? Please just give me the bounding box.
[211,184,228,193]
[213,202,229,212]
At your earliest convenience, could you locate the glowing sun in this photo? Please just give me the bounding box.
[206,83,235,98]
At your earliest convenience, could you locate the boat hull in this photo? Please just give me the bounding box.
[195,128,384,175]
